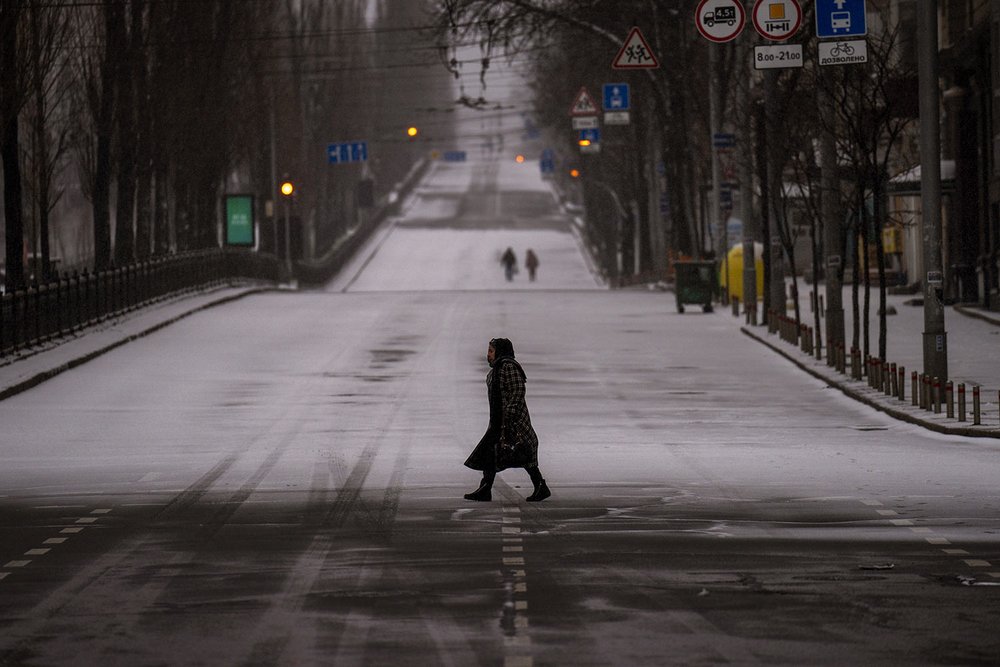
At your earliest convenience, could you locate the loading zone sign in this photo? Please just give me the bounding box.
[696,0,746,43]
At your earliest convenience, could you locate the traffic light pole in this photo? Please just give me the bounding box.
[918,0,948,388]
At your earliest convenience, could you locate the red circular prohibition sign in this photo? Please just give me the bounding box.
[752,0,802,42]
[695,0,746,44]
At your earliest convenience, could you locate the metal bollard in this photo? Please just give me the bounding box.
[887,363,895,397]
[922,374,930,410]
[973,385,981,425]
[946,381,954,419]
[911,371,918,406]
[958,383,966,422]
[732,296,740,317]
[898,365,905,401]
[933,378,941,414]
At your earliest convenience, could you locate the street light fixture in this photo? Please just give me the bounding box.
[280,179,294,280]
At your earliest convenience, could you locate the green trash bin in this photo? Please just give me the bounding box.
[674,260,717,313]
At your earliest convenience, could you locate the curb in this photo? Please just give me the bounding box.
[0,286,274,403]
[741,325,1000,440]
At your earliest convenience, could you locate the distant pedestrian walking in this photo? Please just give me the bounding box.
[464,338,551,503]
[524,249,539,282]
[500,247,517,282]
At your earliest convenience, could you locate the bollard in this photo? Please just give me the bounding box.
[886,363,895,397]
[973,385,981,425]
[911,371,918,406]
[921,374,929,410]
[946,381,954,419]
[958,383,966,422]
[732,296,740,317]
[933,378,941,414]
[898,365,905,401]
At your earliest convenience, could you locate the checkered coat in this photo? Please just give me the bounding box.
[464,357,539,472]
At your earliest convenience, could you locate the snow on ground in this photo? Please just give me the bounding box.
[329,159,602,292]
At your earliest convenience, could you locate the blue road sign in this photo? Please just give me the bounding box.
[815,0,866,38]
[540,158,555,174]
[713,133,736,149]
[602,83,630,111]
[443,151,467,162]
[579,128,601,144]
[542,148,555,160]
[328,141,368,165]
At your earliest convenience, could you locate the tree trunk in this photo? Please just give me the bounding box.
[2,114,25,291]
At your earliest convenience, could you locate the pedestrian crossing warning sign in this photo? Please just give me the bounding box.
[612,27,660,69]
[570,87,599,116]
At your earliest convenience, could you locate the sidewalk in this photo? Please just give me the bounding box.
[0,283,275,402]
[740,284,1000,439]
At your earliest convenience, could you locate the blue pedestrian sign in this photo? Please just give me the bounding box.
[815,0,866,38]
[603,83,630,112]
[579,128,601,144]
[328,141,368,165]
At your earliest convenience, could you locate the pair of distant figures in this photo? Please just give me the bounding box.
[500,248,539,282]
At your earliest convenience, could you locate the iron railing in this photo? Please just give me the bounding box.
[0,249,279,358]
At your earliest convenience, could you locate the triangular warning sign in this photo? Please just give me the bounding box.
[612,27,659,69]
[569,87,598,117]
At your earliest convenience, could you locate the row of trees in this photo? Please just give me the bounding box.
[1,0,453,291]
[435,0,918,361]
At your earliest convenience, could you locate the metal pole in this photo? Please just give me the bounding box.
[284,199,292,279]
[819,74,844,366]
[918,0,948,387]
[709,44,726,304]
[740,38,757,325]
[764,69,785,319]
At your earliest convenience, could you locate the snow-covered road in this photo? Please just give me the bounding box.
[1,157,999,665]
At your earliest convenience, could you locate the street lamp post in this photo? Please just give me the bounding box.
[280,180,294,281]
[918,0,947,389]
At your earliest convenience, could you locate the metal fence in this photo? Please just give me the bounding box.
[0,249,279,358]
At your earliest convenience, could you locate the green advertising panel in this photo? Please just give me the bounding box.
[225,195,255,246]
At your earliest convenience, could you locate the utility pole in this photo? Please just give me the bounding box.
[918,0,948,387]
[764,69,785,323]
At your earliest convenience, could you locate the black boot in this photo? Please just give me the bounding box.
[464,472,494,501]
[526,479,551,502]
[464,484,492,501]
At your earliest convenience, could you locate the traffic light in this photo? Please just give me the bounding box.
[280,181,295,197]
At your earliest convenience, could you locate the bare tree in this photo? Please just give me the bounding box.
[1,1,28,289]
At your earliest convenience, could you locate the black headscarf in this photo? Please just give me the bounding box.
[490,337,515,361]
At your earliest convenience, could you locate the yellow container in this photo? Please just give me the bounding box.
[719,242,765,300]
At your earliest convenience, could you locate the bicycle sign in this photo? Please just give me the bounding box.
[817,39,868,66]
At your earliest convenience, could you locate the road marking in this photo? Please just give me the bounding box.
[503,557,525,566]
[138,472,160,482]
[503,546,524,553]
[861,500,883,506]
[926,537,950,545]
[44,538,68,545]
[4,561,30,568]
[965,560,992,568]
[988,573,1000,578]
[504,657,533,667]
[942,548,969,555]
[60,527,84,534]
[0,572,8,581]
[890,519,914,526]
[33,505,86,510]
[910,527,934,534]
[876,509,898,516]
[75,517,98,524]
[514,582,527,593]
[515,601,528,611]
[90,508,112,515]
[503,527,521,534]
[25,549,50,556]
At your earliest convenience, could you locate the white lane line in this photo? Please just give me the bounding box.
[965,560,992,568]
[0,572,8,581]
[75,517,98,524]
[24,549,50,556]
[33,505,86,510]
[4,561,30,568]
[890,519,914,526]
[512,569,526,578]
[44,538,68,545]
[515,601,528,611]
[503,546,524,553]
[942,549,969,555]
[90,509,112,515]
[926,537,951,545]
[138,472,160,482]
[876,509,898,516]
[60,527,84,534]
[861,500,883,506]
[503,557,525,566]
[514,582,527,593]
[502,527,522,534]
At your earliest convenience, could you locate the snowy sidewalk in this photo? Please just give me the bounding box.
[0,283,274,402]
[738,285,1000,438]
